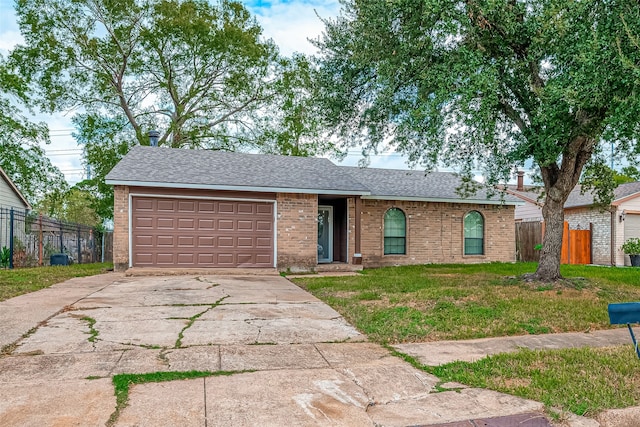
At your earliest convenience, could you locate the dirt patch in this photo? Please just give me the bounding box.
[501,377,532,389]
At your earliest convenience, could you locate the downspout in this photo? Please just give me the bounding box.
[611,208,616,266]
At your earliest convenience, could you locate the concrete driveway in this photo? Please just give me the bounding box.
[0,273,547,426]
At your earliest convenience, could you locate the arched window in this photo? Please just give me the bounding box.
[464,211,484,255]
[384,208,406,255]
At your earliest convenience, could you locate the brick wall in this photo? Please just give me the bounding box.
[276,193,318,272]
[356,200,516,267]
[564,207,612,265]
[112,185,130,271]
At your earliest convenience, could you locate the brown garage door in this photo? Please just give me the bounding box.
[131,197,274,268]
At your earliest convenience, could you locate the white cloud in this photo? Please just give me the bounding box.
[0,30,23,53]
[247,0,340,55]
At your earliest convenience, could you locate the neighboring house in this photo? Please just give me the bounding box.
[507,174,640,266]
[0,166,31,249]
[507,172,544,223]
[105,146,521,272]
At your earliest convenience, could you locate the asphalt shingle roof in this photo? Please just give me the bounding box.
[106,146,368,193]
[564,182,640,208]
[106,146,520,204]
[343,167,519,203]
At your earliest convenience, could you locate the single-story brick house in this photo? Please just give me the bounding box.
[507,176,640,266]
[105,146,520,272]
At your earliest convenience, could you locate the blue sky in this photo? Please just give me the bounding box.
[0,0,415,185]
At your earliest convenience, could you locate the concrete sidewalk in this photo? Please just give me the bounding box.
[394,328,633,366]
[0,272,637,426]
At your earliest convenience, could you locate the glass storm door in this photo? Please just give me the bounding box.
[317,206,333,263]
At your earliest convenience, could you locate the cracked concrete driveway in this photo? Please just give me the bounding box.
[0,273,548,426]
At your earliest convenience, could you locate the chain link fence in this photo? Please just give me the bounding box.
[0,206,112,268]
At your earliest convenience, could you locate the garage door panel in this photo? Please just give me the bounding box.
[237,203,254,214]
[217,253,235,265]
[134,198,154,211]
[135,253,154,264]
[256,204,272,215]
[178,236,194,247]
[198,253,215,264]
[178,218,195,230]
[157,235,174,247]
[198,236,215,247]
[217,236,234,247]
[237,237,254,247]
[135,235,153,246]
[157,200,176,211]
[132,197,274,268]
[237,220,254,230]
[156,253,175,264]
[198,219,215,230]
[198,202,215,213]
[178,201,196,212]
[177,253,195,265]
[157,218,174,229]
[218,203,235,213]
[256,221,272,231]
[218,220,234,230]
[255,254,272,265]
[256,237,272,248]
[135,217,153,228]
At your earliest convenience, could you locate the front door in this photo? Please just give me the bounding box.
[317,206,333,263]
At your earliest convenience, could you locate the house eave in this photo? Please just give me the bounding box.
[105,179,370,196]
[361,195,523,206]
[0,166,31,210]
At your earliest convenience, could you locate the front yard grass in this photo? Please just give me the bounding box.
[429,346,640,418]
[293,262,640,418]
[292,262,640,343]
[0,263,113,302]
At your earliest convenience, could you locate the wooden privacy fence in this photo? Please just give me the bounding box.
[516,221,592,264]
[560,222,592,265]
[515,221,543,262]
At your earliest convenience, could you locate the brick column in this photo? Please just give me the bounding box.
[276,193,318,272]
[112,185,130,271]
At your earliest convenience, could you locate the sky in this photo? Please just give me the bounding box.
[0,0,413,186]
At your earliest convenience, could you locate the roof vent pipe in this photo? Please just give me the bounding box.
[516,170,525,191]
[148,130,160,147]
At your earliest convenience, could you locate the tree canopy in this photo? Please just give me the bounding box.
[12,0,329,220]
[315,0,640,280]
[0,56,68,204]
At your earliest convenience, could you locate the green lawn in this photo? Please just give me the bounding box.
[293,262,640,417]
[0,263,113,302]
[292,263,640,343]
[428,346,640,418]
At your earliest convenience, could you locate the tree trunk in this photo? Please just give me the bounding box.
[536,196,565,281]
[531,135,598,281]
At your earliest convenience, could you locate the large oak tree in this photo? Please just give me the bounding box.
[13,0,326,220]
[314,0,640,281]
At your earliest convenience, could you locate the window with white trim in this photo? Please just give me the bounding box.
[384,208,406,255]
[464,211,484,255]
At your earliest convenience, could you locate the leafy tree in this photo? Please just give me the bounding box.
[36,187,101,227]
[620,166,640,183]
[259,54,341,157]
[0,56,68,204]
[314,0,640,281]
[12,0,328,220]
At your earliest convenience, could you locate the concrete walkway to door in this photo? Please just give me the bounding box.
[0,272,599,426]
